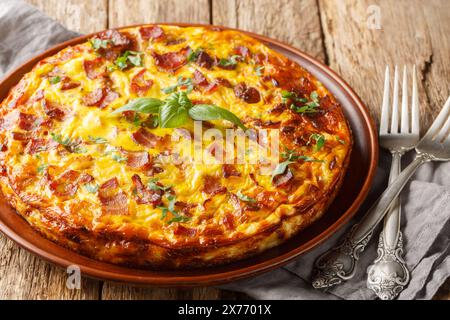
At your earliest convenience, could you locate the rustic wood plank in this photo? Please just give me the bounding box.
[25,0,108,33]
[0,0,107,300]
[103,0,219,300]
[108,0,211,27]
[212,0,325,61]
[319,0,449,299]
[318,0,449,131]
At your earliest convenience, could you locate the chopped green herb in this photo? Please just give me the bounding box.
[236,191,256,203]
[273,146,323,181]
[162,77,194,94]
[114,50,143,70]
[219,55,242,67]
[157,194,190,224]
[37,164,48,174]
[255,65,265,76]
[148,178,172,192]
[112,154,127,163]
[336,136,346,144]
[83,183,99,193]
[49,76,61,84]
[88,135,108,144]
[187,48,202,62]
[309,133,325,151]
[89,38,110,50]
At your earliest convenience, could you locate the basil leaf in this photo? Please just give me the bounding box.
[188,104,247,130]
[159,102,189,128]
[112,98,163,114]
[271,160,294,181]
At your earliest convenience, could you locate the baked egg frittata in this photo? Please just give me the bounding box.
[0,25,352,268]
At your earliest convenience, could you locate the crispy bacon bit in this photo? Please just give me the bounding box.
[202,175,226,195]
[233,82,261,104]
[235,46,250,58]
[173,225,197,237]
[222,164,241,178]
[79,173,94,184]
[222,213,235,230]
[82,88,105,107]
[30,90,44,103]
[11,132,31,141]
[83,57,105,80]
[139,25,165,41]
[175,201,195,216]
[100,90,119,109]
[25,138,58,154]
[131,174,162,206]
[18,113,39,131]
[215,77,232,88]
[272,169,294,187]
[192,70,218,93]
[152,47,189,72]
[60,78,80,90]
[98,177,128,215]
[132,128,164,148]
[42,99,67,121]
[130,69,154,96]
[195,50,214,69]
[93,29,134,60]
[49,170,80,197]
[121,149,150,168]
[269,103,287,115]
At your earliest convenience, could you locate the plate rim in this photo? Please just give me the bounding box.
[0,23,378,287]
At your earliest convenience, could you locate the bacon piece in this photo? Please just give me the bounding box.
[83,57,105,80]
[25,138,58,154]
[234,82,261,104]
[192,70,218,93]
[98,177,129,215]
[99,90,119,109]
[42,99,67,121]
[30,90,44,103]
[152,47,189,72]
[272,169,294,187]
[121,149,150,168]
[222,213,235,230]
[11,132,31,141]
[60,77,80,90]
[175,201,195,216]
[222,164,241,178]
[49,170,80,197]
[173,225,196,236]
[139,25,165,41]
[93,29,134,60]
[131,174,162,206]
[202,175,226,195]
[79,173,94,184]
[132,128,164,148]
[18,113,39,131]
[130,69,154,96]
[215,77,232,88]
[195,50,214,69]
[82,88,105,107]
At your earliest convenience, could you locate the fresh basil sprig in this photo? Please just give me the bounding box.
[188,104,247,130]
[112,92,247,130]
[112,97,163,114]
[272,146,323,181]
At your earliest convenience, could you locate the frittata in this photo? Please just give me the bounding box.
[0,25,352,268]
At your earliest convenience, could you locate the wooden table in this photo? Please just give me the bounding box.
[0,0,448,299]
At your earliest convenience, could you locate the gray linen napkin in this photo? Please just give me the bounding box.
[1,0,449,300]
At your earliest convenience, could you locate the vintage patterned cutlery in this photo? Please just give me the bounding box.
[366,66,419,300]
[312,92,450,291]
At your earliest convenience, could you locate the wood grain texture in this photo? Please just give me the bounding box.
[212,0,325,61]
[25,0,108,33]
[108,0,211,27]
[318,0,449,131]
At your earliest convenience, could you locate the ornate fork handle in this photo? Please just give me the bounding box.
[312,153,430,289]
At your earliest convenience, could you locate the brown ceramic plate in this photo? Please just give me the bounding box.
[0,23,378,287]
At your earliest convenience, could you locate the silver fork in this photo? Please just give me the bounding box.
[312,94,450,291]
[366,66,420,300]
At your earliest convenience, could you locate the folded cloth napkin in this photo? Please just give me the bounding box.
[1,0,449,300]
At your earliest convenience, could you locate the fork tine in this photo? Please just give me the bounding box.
[390,66,399,133]
[411,65,420,134]
[380,66,390,134]
[401,66,409,133]
[433,96,450,142]
[423,96,450,140]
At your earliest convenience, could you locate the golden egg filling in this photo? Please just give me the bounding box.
[0,25,351,268]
